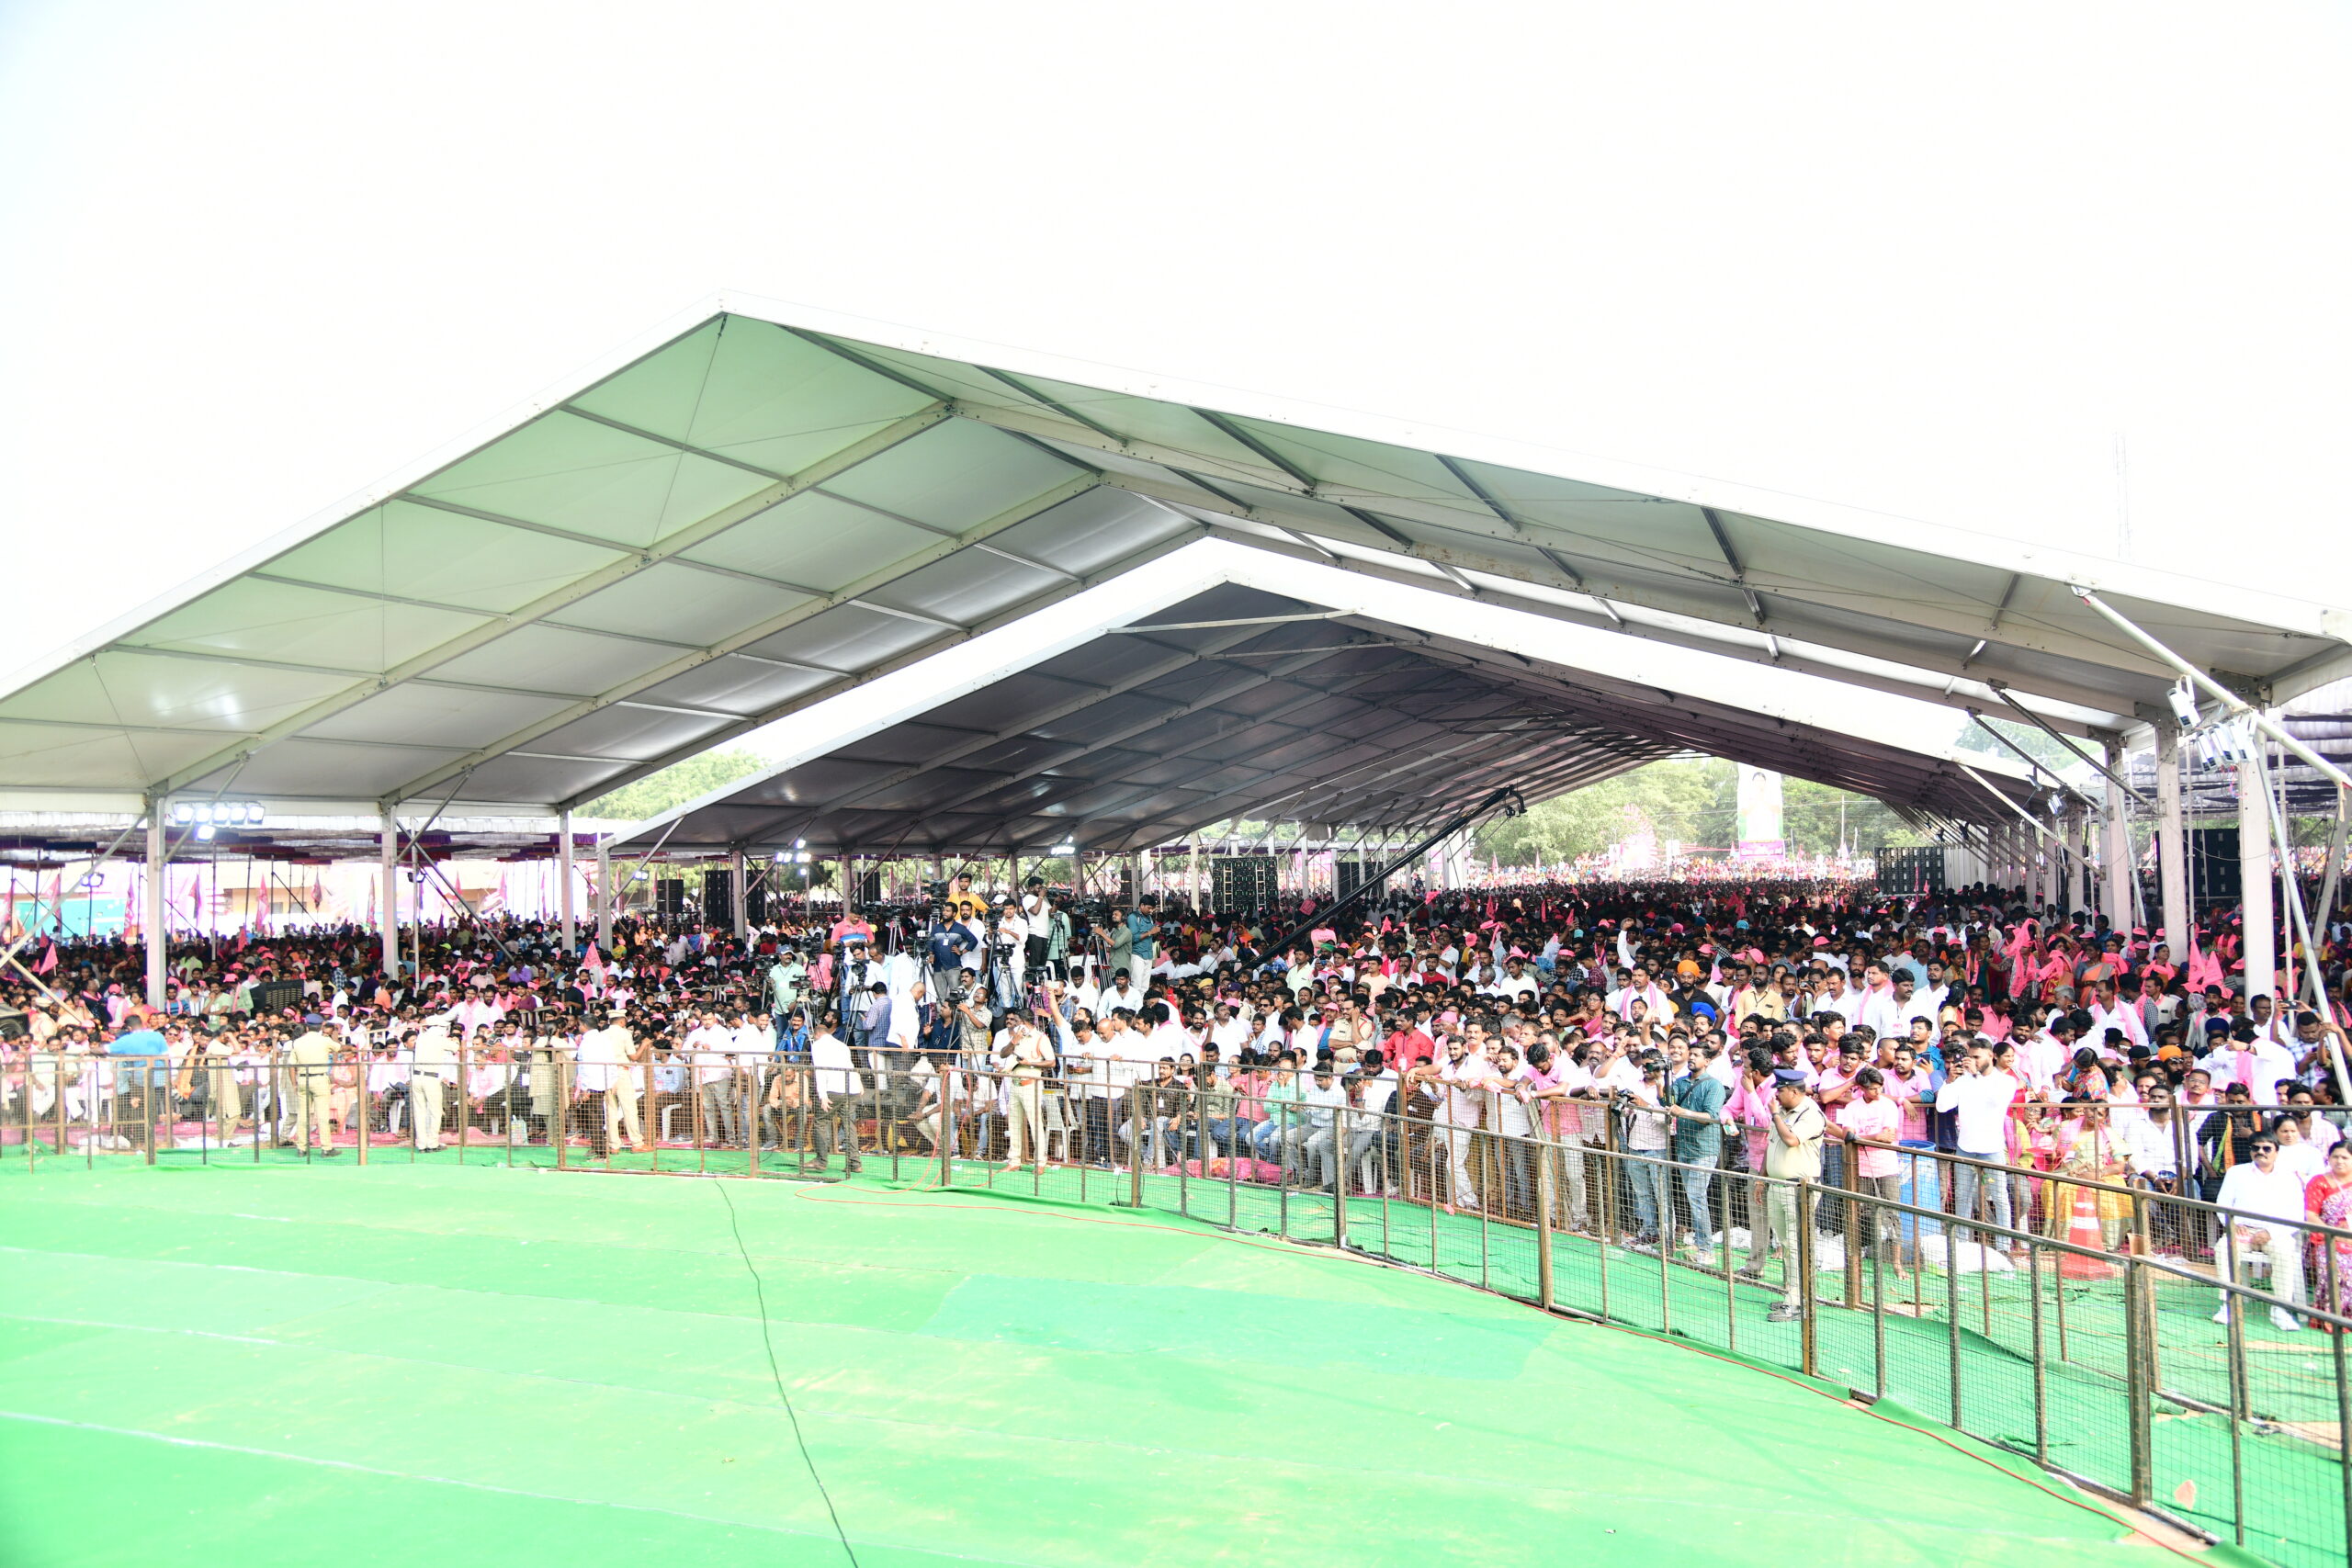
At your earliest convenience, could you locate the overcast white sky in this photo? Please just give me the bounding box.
[3,0,2346,697]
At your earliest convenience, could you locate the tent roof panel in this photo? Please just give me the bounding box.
[2,297,2338,825]
[612,580,2041,855]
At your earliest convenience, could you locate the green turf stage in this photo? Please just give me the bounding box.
[0,1159,2191,1567]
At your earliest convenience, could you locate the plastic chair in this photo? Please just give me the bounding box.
[1041,1094,1076,1163]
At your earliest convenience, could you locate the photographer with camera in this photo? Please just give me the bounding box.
[1619,1051,1674,1249]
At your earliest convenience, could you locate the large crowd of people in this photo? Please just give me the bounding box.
[6,869,2350,1335]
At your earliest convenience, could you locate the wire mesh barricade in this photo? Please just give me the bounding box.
[911,1071,2352,1568]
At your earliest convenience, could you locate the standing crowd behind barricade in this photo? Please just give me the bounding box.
[4,872,2351,1330]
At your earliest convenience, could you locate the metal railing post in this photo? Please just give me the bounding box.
[2226,1282,2248,1547]
[1534,1133,1555,1312]
[746,1064,762,1179]
[1277,1100,1291,1238]
[940,1066,955,1188]
[1657,1151,1672,1335]
[1871,1201,1887,1401]
[1179,1084,1193,1217]
[1722,1185,1737,1353]
[1601,1115,1619,1249]
[1131,1086,1146,1210]
[1227,1093,1239,1227]
[2329,1241,2352,1568]
[691,1055,706,1174]
[1330,1096,1346,1250]
[1596,1141,1611,1319]
[2123,1249,2154,1508]
[1841,1140,1861,1305]
[2028,1237,2047,1466]
[1947,1224,1964,1429]
[1479,1145,1490,1291]
[555,1055,569,1170]
[1796,1179,1817,1379]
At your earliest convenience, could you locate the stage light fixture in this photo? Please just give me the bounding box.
[168,802,195,825]
[2167,678,2201,730]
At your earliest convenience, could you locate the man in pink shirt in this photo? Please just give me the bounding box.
[1835,1067,1908,1279]
[1723,1048,1779,1243]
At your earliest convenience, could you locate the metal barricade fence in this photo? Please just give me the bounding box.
[11,1047,2348,1566]
[914,1068,2352,1568]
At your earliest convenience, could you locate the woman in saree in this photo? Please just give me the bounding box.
[2304,1142,2352,1328]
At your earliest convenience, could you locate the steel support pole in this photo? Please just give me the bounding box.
[143,802,166,1009]
[2156,727,2188,950]
[1189,832,1202,912]
[2317,800,2349,937]
[2103,740,2133,930]
[595,837,613,952]
[376,809,399,976]
[2064,805,2086,916]
[558,808,577,954]
[729,849,748,938]
[2240,762,2275,1001]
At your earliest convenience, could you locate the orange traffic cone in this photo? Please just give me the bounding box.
[2059,1186,2114,1280]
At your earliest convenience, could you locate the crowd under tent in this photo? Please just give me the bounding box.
[0,296,2342,1004]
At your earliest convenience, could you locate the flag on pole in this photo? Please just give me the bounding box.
[36,940,56,975]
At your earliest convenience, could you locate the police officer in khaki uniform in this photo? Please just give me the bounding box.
[278,1025,340,1155]
[600,1010,648,1154]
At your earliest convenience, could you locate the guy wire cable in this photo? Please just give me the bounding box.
[713,1179,861,1568]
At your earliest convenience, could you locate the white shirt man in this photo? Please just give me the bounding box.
[1934,1057,2013,1156]
[729,1013,775,1066]
[1488,962,1539,1005]
[1855,968,1905,1041]
[808,1027,857,1100]
[2211,1136,2306,1330]
[2120,1108,2179,1180]
[2015,1023,2075,1093]
[1487,1056,1535,1139]
[573,1021,625,1093]
[1606,971,1669,1022]
[1815,972,1863,1027]
[2085,991,2149,1054]
[2239,1037,2298,1106]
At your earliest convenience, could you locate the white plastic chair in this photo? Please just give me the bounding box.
[1041,1094,1074,1163]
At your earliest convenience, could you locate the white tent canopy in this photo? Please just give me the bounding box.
[2,296,2342,834]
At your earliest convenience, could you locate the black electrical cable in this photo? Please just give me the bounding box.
[713,1179,861,1568]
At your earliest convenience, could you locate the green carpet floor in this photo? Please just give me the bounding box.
[0,1156,2202,1567]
